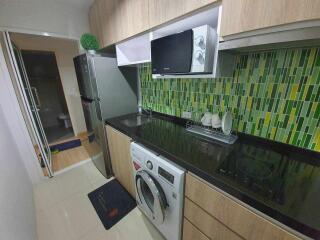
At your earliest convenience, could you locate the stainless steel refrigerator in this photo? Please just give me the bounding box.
[73,53,138,178]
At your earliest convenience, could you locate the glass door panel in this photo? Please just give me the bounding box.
[3,31,53,177]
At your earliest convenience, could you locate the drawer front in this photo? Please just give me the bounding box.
[185,173,301,240]
[184,198,242,240]
[183,218,210,240]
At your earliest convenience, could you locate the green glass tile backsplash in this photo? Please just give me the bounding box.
[139,47,320,152]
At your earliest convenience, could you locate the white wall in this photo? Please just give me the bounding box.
[0,0,92,39]
[0,96,37,240]
[11,33,87,135]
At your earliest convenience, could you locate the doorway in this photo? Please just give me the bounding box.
[2,31,89,177]
[21,50,73,143]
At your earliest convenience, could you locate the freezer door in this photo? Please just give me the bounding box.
[73,54,96,99]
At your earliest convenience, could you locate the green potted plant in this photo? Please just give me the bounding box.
[80,33,99,53]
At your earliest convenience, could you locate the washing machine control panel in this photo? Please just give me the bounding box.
[158,166,174,184]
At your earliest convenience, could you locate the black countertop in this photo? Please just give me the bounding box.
[106,112,320,239]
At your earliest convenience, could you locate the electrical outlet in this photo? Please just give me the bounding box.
[182,111,192,119]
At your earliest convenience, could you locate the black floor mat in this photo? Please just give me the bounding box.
[88,179,136,230]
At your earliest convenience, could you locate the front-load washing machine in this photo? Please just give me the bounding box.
[131,142,185,240]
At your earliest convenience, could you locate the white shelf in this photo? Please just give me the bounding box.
[115,3,234,77]
[152,74,215,79]
[116,33,151,66]
[151,7,220,40]
[118,59,150,67]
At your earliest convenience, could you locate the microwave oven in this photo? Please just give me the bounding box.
[151,25,217,75]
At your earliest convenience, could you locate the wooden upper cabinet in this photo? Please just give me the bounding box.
[89,0,149,47]
[98,0,119,46]
[117,0,149,41]
[88,0,103,47]
[148,0,219,28]
[89,0,220,47]
[220,0,320,37]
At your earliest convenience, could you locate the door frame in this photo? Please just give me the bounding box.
[0,33,43,183]
[2,31,54,177]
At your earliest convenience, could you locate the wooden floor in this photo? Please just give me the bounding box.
[51,146,90,172]
[40,146,90,176]
[49,131,88,146]
[35,132,91,176]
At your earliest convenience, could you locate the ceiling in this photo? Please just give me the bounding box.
[0,0,95,10]
[53,0,95,9]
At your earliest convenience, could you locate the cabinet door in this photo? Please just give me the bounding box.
[183,218,210,240]
[88,0,103,47]
[89,0,149,47]
[185,173,301,240]
[220,0,320,37]
[149,0,218,28]
[106,125,135,197]
[117,0,149,41]
[184,198,242,240]
[96,0,115,46]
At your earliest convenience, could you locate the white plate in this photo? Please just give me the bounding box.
[222,111,232,135]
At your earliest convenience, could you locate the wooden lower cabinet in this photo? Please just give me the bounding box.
[105,125,135,197]
[184,198,242,240]
[183,218,210,240]
[184,173,301,240]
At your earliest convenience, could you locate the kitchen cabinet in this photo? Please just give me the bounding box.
[117,0,149,41]
[184,173,301,240]
[88,0,103,46]
[184,198,242,240]
[88,0,120,47]
[89,0,219,47]
[183,218,210,240]
[220,0,320,37]
[89,0,149,47]
[106,125,135,197]
[148,0,219,28]
[98,0,119,46]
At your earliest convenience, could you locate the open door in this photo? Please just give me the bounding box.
[3,31,53,177]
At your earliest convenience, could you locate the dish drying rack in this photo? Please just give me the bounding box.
[186,121,238,144]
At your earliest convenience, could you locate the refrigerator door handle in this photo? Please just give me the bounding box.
[94,99,102,121]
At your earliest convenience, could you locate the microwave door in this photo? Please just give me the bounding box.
[151,29,193,75]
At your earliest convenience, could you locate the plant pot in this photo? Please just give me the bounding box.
[87,49,96,54]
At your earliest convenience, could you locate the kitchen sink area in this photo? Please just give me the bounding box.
[120,114,152,127]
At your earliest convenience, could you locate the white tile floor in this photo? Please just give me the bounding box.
[34,161,165,240]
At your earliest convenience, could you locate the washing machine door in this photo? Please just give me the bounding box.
[136,170,167,224]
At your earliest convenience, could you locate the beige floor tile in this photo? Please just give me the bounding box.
[33,177,61,211]
[60,192,102,239]
[35,161,165,240]
[90,176,113,190]
[81,161,108,186]
[54,166,93,201]
[116,208,165,240]
[79,224,123,240]
[79,208,165,240]
[37,204,74,240]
